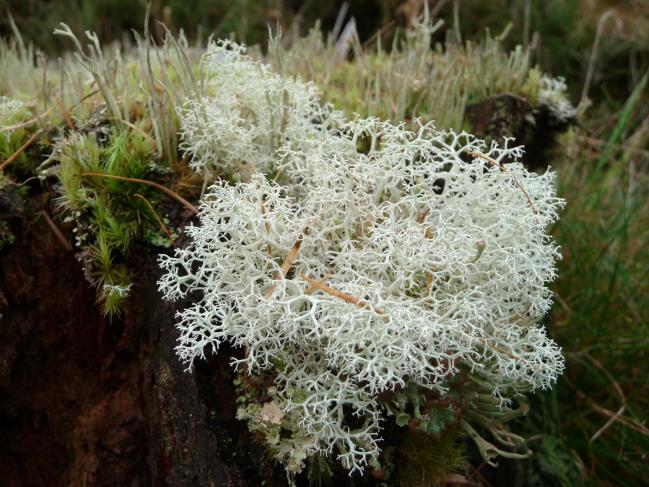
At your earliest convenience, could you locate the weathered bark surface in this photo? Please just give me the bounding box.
[465,94,572,169]
[0,188,284,487]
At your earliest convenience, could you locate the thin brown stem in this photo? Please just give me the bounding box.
[417,207,430,224]
[40,210,73,253]
[81,172,197,214]
[134,193,176,245]
[581,352,627,444]
[305,274,334,295]
[477,337,526,363]
[123,120,157,149]
[55,95,75,130]
[260,199,273,257]
[0,89,99,133]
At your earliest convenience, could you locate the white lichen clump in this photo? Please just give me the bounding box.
[159,42,565,475]
[0,96,29,134]
[178,40,341,178]
[539,75,576,122]
[102,282,133,299]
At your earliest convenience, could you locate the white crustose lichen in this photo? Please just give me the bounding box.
[159,41,565,475]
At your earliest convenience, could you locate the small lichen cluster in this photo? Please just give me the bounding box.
[178,39,342,179]
[158,41,565,476]
[0,96,31,161]
[538,75,576,122]
[0,96,27,125]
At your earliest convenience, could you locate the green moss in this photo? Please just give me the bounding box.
[55,127,178,316]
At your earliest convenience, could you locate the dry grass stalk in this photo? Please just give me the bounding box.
[0,89,99,133]
[134,193,175,245]
[477,336,525,363]
[305,274,334,295]
[54,95,75,130]
[417,207,430,224]
[260,199,273,257]
[123,119,157,149]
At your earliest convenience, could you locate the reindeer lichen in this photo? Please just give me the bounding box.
[159,41,565,477]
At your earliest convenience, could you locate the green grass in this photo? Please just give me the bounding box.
[549,130,649,485]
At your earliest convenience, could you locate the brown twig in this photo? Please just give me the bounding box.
[81,172,197,214]
[477,337,525,363]
[362,19,396,50]
[55,95,75,130]
[305,274,334,295]
[0,108,53,134]
[574,390,649,437]
[300,273,385,314]
[40,210,73,253]
[417,207,430,224]
[467,149,538,214]
[134,193,176,245]
[265,228,309,299]
[0,129,43,172]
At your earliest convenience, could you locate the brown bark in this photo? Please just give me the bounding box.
[465,94,573,170]
[0,186,283,487]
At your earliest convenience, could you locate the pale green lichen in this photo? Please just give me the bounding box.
[160,40,564,477]
[237,390,319,475]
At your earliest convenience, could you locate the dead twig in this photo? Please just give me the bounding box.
[54,95,75,130]
[122,119,157,149]
[134,193,176,245]
[305,274,334,295]
[40,210,73,253]
[260,199,273,257]
[362,19,396,50]
[265,228,309,298]
[417,207,430,224]
[582,352,627,445]
[0,89,99,133]
[477,337,525,362]
[300,273,385,314]
[575,390,649,437]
